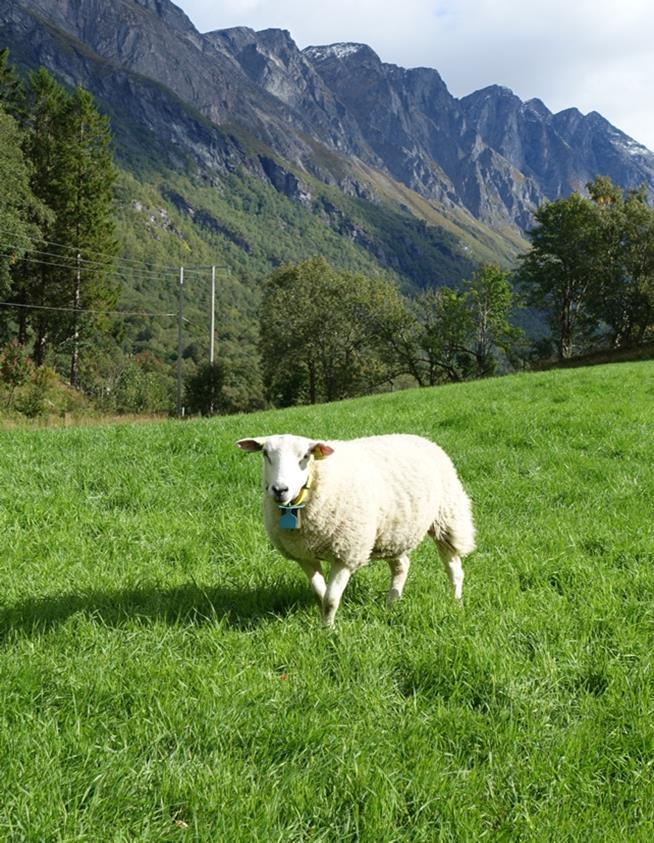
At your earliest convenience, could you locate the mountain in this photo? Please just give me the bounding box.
[303,45,654,228]
[3,0,497,281]
[6,0,653,250]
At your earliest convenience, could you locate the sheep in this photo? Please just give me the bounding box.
[236,433,475,626]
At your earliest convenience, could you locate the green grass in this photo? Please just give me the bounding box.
[1,362,653,841]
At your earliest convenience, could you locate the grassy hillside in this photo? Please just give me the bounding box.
[1,362,653,839]
[109,162,477,408]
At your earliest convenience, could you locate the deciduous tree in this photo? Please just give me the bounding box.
[465,264,522,376]
[587,178,654,347]
[260,257,399,405]
[518,193,603,359]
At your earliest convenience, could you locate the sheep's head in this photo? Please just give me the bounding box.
[236,434,334,504]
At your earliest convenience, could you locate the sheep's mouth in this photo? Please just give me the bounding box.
[271,490,293,504]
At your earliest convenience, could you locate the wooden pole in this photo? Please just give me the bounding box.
[176,266,184,417]
[209,264,216,365]
[70,251,82,387]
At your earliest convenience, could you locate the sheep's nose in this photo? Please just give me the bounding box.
[272,484,289,500]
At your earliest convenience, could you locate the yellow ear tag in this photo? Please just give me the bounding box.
[292,486,308,506]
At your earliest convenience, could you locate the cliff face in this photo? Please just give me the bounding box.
[4,0,654,242]
[304,45,654,227]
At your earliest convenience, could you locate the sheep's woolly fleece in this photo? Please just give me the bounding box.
[258,434,475,570]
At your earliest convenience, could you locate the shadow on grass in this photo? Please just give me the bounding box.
[0,579,316,640]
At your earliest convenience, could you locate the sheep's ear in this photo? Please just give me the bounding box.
[236,438,266,452]
[311,442,334,460]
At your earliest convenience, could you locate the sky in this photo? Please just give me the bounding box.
[173,0,654,151]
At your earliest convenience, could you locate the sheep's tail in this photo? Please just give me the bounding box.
[429,491,476,559]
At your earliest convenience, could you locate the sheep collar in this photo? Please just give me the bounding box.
[278,472,313,530]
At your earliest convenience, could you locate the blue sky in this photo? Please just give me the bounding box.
[174,0,654,151]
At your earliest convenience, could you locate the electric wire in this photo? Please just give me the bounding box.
[0,253,216,331]
[0,300,178,318]
[0,241,205,279]
[0,248,181,281]
[0,249,223,286]
[0,224,221,274]
[5,243,180,273]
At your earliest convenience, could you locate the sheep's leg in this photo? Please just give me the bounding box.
[297,559,327,604]
[387,554,411,606]
[443,555,464,600]
[322,563,352,627]
[431,535,465,601]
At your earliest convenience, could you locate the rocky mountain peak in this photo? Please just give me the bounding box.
[204,25,256,50]
[131,0,196,33]
[204,24,372,157]
[552,106,584,131]
[257,28,296,49]
[525,97,551,118]
[461,84,523,111]
[303,43,380,65]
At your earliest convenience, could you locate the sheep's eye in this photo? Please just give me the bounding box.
[263,451,271,463]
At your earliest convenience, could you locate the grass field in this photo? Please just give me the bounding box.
[1,362,653,841]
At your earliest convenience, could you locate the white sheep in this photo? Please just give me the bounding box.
[236,433,475,626]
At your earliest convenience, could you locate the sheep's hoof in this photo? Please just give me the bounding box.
[386,588,402,606]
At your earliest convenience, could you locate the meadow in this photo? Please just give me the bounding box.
[1,361,653,841]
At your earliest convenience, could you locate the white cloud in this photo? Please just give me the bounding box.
[175,0,654,149]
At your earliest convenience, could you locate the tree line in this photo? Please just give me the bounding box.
[0,50,117,392]
[254,257,522,407]
[520,176,654,359]
[256,175,654,408]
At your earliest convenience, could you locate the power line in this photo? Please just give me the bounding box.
[0,242,201,281]
[0,300,177,318]
[0,247,180,282]
[32,246,178,275]
[0,255,223,328]
[0,249,224,288]
[0,223,218,274]
[0,224,166,270]
[0,226,218,272]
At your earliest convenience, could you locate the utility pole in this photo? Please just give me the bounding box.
[209,264,216,364]
[209,265,217,415]
[176,266,184,417]
[70,251,82,387]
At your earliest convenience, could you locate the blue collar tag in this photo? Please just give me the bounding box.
[279,505,304,530]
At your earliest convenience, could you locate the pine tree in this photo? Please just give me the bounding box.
[18,75,118,377]
[0,49,25,120]
[57,86,118,386]
[0,103,47,341]
[0,52,45,340]
[16,68,67,358]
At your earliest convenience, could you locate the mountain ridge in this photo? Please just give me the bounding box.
[3,0,654,267]
[8,0,654,237]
